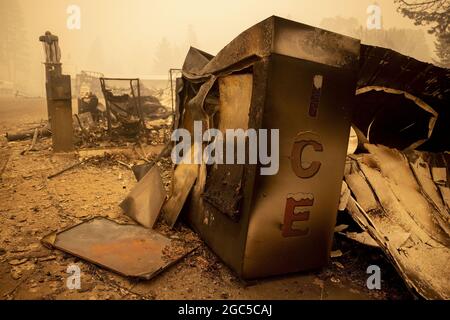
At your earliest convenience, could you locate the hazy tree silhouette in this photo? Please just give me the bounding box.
[152,38,175,74]
[320,16,431,62]
[395,0,450,67]
[186,24,198,48]
[320,16,361,38]
[0,1,31,93]
[152,26,200,74]
[434,32,450,67]
[86,37,106,73]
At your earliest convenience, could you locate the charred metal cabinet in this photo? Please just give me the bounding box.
[185,17,360,279]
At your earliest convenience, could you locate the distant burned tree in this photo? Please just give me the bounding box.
[86,37,106,72]
[0,1,30,91]
[359,28,431,62]
[396,0,448,34]
[395,0,450,67]
[434,32,450,66]
[186,24,199,48]
[152,38,175,74]
[320,16,360,37]
[319,16,431,62]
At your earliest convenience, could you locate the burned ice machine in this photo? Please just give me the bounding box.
[178,16,360,278]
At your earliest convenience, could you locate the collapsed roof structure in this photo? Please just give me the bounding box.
[355,44,450,152]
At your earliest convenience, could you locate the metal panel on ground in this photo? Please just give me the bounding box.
[42,217,195,279]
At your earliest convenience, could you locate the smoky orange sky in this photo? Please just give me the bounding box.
[1,0,438,95]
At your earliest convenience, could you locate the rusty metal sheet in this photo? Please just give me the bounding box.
[162,164,198,228]
[41,217,194,279]
[120,165,166,228]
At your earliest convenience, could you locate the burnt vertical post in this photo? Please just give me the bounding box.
[39,31,74,152]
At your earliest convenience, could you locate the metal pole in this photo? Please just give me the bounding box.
[100,78,112,135]
[39,31,74,152]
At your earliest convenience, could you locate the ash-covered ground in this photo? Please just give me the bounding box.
[0,97,412,300]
